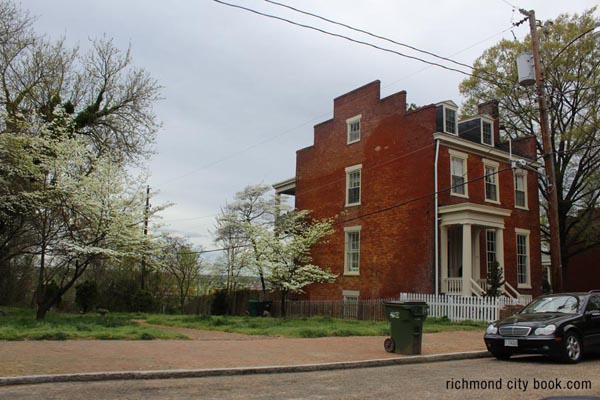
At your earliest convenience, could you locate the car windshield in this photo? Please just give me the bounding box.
[521,295,581,314]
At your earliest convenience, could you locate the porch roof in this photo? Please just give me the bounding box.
[439,202,511,229]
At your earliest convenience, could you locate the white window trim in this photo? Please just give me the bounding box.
[483,159,500,204]
[514,169,529,210]
[481,117,494,146]
[345,164,362,207]
[444,107,458,135]
[346,114,362,144]
[342,290,360,298]
[515,228,531,289]
[449,149,469,198]
[344,226,361,276]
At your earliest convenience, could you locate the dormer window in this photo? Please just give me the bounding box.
[458,116,494,146]
[436,101,458,135]
[445,108,456,134]
[347,115,361,144]
[482,121,493,146]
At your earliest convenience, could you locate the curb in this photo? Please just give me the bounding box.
[0,351,491,387]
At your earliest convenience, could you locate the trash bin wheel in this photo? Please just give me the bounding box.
[384,337,395,353]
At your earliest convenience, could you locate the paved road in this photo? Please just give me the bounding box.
[2,356,600,400]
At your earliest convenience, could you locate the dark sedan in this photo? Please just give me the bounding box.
[484,291,600,363]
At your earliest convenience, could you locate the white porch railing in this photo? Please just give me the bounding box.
[399,292,529,322]
[444,278,532,303]
[470,279,485,296]
[443,278,462,295]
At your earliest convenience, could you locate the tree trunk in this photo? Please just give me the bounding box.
[280,291,287,317]
[36,304,49,320]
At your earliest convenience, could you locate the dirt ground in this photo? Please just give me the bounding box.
[0,323,486,377]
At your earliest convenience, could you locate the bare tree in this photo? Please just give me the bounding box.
[160,236,203,313]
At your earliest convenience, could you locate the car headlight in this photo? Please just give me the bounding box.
[486,324,498,334]
[534,324,556,335]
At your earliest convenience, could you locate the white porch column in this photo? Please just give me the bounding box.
[440,225,448,293]
[462,224,473,296]
[496,227,505,277]
[472,227,481,281]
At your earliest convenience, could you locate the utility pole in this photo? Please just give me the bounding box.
[141,185,150,290]
[520,8,563,291]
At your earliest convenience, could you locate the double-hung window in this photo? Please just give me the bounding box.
[514,171,528,209]
[345,164,362,206]
[449,150,468,197]
[445,108,457,134]
[482,121,493,146]
[486,230,496,275]
[483,159,499,203]
[347,115,361,144]
[516,229,531,288]
[344,227,361,275]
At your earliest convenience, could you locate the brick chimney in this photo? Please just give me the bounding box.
[478,100,500,145]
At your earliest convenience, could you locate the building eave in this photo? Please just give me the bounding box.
[433,132,541,167]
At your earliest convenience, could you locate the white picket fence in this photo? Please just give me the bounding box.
[399,292,530,322]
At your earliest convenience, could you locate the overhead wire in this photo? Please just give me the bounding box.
[158,0,531,237]
[262,0,475,71]
[155,1,520,193]
[212,0,475,78]
[333,166,514,226]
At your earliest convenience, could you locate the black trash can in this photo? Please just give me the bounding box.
[247,300,272,317]
[247,300,259,317]
[383,301,428,355]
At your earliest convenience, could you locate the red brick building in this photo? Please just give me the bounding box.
[274,81,542,301]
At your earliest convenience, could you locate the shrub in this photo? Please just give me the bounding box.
[131,290,156,312]
[210,290,228,315]
[75,280,98,313]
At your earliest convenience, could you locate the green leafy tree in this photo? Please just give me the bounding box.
[460,8,600,287]
[485,261,505,297]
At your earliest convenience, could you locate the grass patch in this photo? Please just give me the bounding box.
[0,306,185,341]
[144,314,486,338]
[0,306,486,340]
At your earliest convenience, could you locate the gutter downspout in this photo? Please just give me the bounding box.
[434,138,440,296]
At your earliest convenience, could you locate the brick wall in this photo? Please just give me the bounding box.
[293,82,542,300]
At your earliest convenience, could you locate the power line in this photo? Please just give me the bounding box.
[213,0,473,78]
[333,166,514,226]
[153,116,323,189]
[156,2,519,191]
[262,0,475,71]
[213,0,516,91]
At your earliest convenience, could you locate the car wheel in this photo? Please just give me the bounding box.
[384,337,395,353]
[490,350,511,360]
[561,331,583,364]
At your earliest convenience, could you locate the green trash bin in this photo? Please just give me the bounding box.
[247,300,259,317]
[383,301,428,355]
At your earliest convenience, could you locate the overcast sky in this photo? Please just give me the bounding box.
[22,0,599,252]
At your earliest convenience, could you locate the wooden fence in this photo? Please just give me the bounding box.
[282,293,530,322]
[284,298,397,321]
[176,292,530,322]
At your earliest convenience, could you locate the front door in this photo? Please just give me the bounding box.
[448,226,462,278]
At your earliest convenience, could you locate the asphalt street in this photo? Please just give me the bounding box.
[2,355,600,400]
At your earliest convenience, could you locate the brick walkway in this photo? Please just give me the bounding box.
[0,324,486,377]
